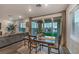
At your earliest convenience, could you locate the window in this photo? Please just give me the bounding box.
[72,5,79,37]
[19,22,26,32]
[44,19,52,33]
[43,18,60,37]
[31,21,38,36]
[31,17,61,37]
[53,22,57,33]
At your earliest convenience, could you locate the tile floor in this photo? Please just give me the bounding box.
[0,41,68,54]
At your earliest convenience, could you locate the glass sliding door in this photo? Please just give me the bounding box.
[43,19,53,36]
[53,17,61,37]
[19,22,26,32]
[52,22,58,36]
[31,20,38,36]
[43,17,61,37]
[37,20,43,34]
[31,17,61,37]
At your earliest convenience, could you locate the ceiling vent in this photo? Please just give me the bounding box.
[36,4,42,7]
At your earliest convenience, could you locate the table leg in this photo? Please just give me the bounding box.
[58,48,60,54]
[35,46,37,54]
[24,40,26,46]
[29,40,31,54]
[39,44,41,51]
[28,41,29,49]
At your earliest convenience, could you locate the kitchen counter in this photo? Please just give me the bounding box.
[0,32,28,48]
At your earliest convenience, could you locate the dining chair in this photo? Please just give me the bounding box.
[40,35,61,54]
[48,35,62,54]
[23,36,29,47]
[28,35,40,54]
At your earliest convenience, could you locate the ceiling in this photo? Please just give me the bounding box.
[0,4,68,19]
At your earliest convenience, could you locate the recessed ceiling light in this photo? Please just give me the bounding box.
[28,8,32,12]
[45,4,48,6]
[19,16,23,19]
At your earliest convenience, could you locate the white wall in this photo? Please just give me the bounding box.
[66,4,79,53]
[1,19,8,35]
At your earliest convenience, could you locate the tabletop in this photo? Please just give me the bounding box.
[24,36,56,44]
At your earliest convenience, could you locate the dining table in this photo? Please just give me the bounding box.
[24,36,56,54]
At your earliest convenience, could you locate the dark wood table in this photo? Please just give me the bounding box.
[24,36,56,54]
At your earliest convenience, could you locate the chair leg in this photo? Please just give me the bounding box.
[29,42,31,54]
[39,44,42,51]
[28,42,30,49]
[42,45,43,49]
[48,47,51,54]
[24,40,26,46]
[58,48,60,54]
[35,43,38,54]
[35,48,37,54]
